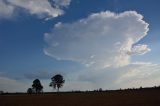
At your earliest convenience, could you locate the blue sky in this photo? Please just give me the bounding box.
[0,0,160,92]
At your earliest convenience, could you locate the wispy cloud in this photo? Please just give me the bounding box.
[0,75,29,92]
[127,44,151,55]
[24,71,51,79]
[52,0,71,7]
[116,63,160,88]
[0,0,71,20]
[60,62,160,90]
[0,0,14,19]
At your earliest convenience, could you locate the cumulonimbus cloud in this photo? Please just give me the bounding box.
[44,11,150,68]
[0,0,71,20]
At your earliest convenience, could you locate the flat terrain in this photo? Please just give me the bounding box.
[0,89,160,106]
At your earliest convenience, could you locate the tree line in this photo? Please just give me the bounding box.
[27,74,65,94]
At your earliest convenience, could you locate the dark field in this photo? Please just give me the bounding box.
[0,89,160,106]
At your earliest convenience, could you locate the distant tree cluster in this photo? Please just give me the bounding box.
[27,74,65,94]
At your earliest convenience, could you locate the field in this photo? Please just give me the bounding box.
[0,88,160,106]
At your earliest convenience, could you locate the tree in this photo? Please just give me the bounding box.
[27,88,33,94]
[0,91,4,95]
[32,79,43,93]
[49,74,65,92]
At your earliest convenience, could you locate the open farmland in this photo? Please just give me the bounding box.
[0,88,160,106]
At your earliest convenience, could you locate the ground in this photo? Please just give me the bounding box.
[0,88,160,106]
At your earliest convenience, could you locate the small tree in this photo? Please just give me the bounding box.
[50,74,65,92]
[27,88,33,94]
[32,79,43,93]
[99,88,103,92]
[0,91,4,95]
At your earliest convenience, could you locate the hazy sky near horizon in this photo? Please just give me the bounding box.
[0,0,160,92]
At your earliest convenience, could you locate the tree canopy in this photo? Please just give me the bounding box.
[50,74,65,92]
[32,79,43,93]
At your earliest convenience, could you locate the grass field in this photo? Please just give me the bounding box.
[0,88,160,106]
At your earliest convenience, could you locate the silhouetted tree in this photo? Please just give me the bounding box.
[49,74,65,92]
[32,79,43,93]
[99,88,103,92]
[0,91,4,95]
[27,88,33,94]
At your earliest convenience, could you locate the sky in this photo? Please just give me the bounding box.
[0,0,160,92]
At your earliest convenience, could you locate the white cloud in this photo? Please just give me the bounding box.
[0,76,29,92]
[0,0,71,20]
[43,11,160,91]
[116,63,160,88]
[52,0,71,7]
[61,62,160,90]
[0,0,14,19]
[127,44,151,55]
[61,80,96,91]
[44,11,149,68]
